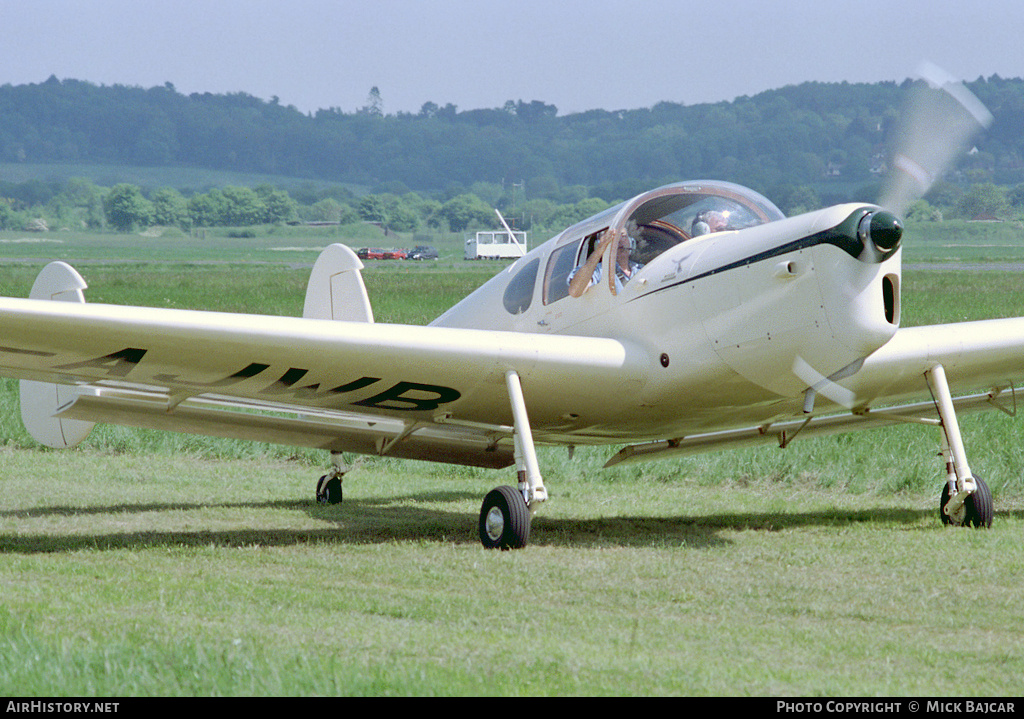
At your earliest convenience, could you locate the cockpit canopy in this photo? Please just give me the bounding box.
[615,181,785,265]
[496,181,788,314]
[536,181,785,307]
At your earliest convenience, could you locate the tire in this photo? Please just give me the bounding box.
[316,474,343,505]
[964,474,993,528]
[479,485,531,550]
[940,474,992,528]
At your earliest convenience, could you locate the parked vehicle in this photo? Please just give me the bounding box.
[357,247,407,260]
[406,245,439,260]
[464,230,527,259]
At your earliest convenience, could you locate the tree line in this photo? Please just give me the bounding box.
[4,171,1024,239]
[2,74,1024,234]
[2,74,1023,200]
[0,175,622,235]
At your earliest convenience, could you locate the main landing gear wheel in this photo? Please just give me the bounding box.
[316,474,343,505]
[940,474,993,528]
[479,485,531,550]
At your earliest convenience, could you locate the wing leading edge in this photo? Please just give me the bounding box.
[0,292,645,466]
[608,317,1024,466]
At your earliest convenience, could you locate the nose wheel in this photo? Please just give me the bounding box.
[940,474,993,528]
[927,364,995,529]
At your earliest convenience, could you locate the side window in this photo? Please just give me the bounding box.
[543,230,604,305]
[543,241,582,305]
[503,258,540,315]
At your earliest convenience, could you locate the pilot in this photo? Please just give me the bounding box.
[691,210,729,236]
[567,228,643,297]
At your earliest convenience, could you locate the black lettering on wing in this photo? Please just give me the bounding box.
[261,370,382,400]
[155,362,270,387]
[56,347,147,378]
[353,381,461,412]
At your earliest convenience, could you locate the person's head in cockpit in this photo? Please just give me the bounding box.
[691,210,729,236]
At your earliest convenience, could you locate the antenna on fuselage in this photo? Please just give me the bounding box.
[494,209,526,257]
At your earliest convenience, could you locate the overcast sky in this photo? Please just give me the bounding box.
[2,0,1023,115]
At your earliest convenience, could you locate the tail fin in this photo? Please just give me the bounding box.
[20,261,97,448]
[302,244,374,322]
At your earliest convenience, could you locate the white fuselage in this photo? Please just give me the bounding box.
[0,182,903,462]
[432,201,902,444]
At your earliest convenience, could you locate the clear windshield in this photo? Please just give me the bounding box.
[620,181,785,265]
[542,181,786,304]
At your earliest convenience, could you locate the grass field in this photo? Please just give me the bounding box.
[2,228,1024,696]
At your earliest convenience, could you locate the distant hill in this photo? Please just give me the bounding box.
[2,74,1023,199]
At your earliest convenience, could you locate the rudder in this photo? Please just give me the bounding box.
[302,244,374,322]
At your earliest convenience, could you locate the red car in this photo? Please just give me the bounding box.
[357,247,407,260]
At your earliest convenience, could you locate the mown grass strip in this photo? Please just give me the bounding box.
[2,240,1024,695]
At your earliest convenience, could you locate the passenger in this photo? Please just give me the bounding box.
[567,229,643,297]
[691,210,729,236]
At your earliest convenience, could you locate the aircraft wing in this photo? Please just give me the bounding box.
[844,317,1024,406]
[607,317,1024,466]
[0,296,643,468]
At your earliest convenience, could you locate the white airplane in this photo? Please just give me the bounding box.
[0,67,1008,549]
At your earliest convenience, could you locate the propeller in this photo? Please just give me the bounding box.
[878,62,993,218]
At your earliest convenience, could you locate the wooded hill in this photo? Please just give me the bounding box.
[2,74,1023,205]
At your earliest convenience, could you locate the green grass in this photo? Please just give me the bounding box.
[903,219,1024,263]
[0,225,463,265]
[2,451,1023,695]
[0,161,358,193]
[2,229,1024,696]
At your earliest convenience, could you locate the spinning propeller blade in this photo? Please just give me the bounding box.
[878,62,993,218]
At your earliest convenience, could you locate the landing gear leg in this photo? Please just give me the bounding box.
[478,371,547,549]
[928,364,992,528]
[316,452,347,505]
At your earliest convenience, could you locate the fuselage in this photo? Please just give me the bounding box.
[0,181,903,458]
[432,181,903,443]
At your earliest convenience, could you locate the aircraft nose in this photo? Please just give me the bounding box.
[858,210,903,257]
